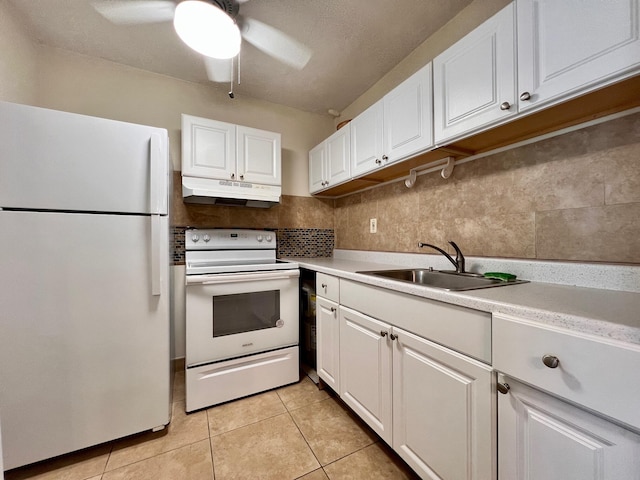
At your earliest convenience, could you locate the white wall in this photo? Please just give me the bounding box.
[0,0,39,104]
[35,46,333,197]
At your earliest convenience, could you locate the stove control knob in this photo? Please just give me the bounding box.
[266,235,273,242]
[202,234,211,243]
[191,234,199,243]
[256,235,264,242]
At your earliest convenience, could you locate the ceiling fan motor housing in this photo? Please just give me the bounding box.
[211,0,239,19]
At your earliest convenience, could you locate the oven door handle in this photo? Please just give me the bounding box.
[186,269,300,285]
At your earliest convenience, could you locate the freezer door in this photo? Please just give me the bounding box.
[0,210,171,469]
[0,101,168,215]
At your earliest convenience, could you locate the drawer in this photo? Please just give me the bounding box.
[317,273,340,303]
[493,313,640,431]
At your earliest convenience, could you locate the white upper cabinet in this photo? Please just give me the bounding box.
[308,142,326,193]
[236,126,281,185]
[350,100,384,177]
[308,124,351,194]
[182,115,281,185]
[434,3,516,144]
[182,115,236,180]
[517,0,640,114]
[383,63,434,162]
[349,64,433,178]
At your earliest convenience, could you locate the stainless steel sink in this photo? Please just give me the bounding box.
[357,269,527,291]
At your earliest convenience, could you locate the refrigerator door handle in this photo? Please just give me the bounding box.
[149,133,166,215]
[151,214,162,296]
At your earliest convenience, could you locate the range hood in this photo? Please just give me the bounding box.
[182,176,281,208]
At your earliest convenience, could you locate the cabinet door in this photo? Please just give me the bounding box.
[433,3,516,144]
[236,126,281,185]
[350,101,384,177]
[498,375,640,480]
[393,327,495,480]
[383,63,433,163]
[181,114,236,180]
[517,0,640,113]
[326,124,351,187]
[339,306,393,444]
[316,296,340,392]
[308,142,326,193]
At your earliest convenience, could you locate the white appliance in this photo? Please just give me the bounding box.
[0,101,171,470]
[185,229,299,412]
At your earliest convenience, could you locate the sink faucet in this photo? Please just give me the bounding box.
[418,241,466,274]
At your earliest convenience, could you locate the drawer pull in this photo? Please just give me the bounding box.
[497,382,510,395]
[542,354,560,369]
[330,307,337,313]
[389,333,398,341]
[380,331,388,337]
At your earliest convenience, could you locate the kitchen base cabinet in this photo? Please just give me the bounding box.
[316,296,340,392]
[339,306,393,444]
[337,279,495,480]
[393,328,495,480]
[498,375,640,480]
[316,273,341,392]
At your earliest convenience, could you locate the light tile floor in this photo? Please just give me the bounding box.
[5,370,420,480]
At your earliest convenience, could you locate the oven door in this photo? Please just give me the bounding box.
[185,269,300,366]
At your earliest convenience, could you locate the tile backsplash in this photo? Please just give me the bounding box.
[334,112,640,264]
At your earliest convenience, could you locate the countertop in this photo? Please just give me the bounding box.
[290,256,640,346]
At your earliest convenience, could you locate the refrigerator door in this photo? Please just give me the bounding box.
[0,210,171,470]
[0,102,168,215]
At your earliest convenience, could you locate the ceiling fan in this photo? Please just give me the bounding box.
[91,0,312,85]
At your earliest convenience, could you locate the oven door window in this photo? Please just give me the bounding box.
[212,290,280,337]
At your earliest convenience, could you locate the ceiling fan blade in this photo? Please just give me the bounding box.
[241,17,312,70]
[204,57,233,83]
[91,0,176,25]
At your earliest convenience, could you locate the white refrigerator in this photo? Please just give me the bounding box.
[0,102,172,470]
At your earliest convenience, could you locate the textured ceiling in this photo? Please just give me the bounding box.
[9,0,473,115]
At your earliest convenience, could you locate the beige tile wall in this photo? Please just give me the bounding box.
[335,112,640,264]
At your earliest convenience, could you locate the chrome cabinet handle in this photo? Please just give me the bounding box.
[389,333,397,341]
[231,173,235,179]
[380,331,388,337]
[375,159,382,165]
[497,382,511,395]
[330,307,336,313]
[542,354,560,368]
[382,155,389,161]
[321,283,327,290]
[239,174,244,180]
[500,101,511,110]
[520,91,531,101]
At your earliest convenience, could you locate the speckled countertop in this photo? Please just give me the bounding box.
[290,256,640,346]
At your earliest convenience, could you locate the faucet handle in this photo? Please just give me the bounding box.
[448,241,465,273]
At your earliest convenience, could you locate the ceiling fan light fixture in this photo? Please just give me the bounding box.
[174,0,241,59]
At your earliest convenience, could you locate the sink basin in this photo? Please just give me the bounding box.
[357,269,527,291]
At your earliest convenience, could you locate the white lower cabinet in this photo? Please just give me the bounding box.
[393,328,494,480]
[316,296,340,392]
[339,306,393,443]
[498,374,640,480]
[337,303,495,480]
[494,313,640,480]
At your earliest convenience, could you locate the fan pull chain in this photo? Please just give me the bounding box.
[237,49,241,85]
[228,57,235,99]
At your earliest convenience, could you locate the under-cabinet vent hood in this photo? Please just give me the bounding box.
[182,176,281,208]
